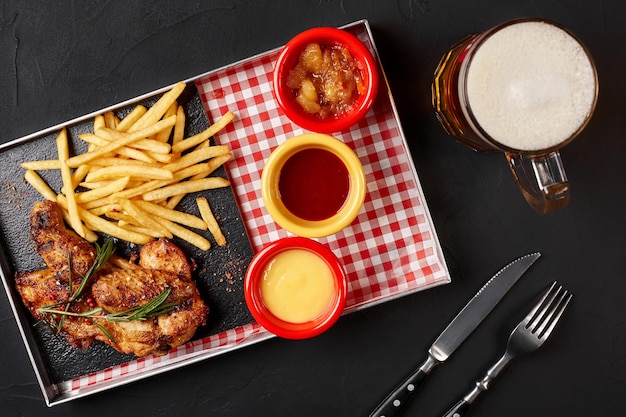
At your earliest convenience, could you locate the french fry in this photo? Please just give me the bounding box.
[134,200,207,230]
[82,224,99,243]
[146,151,173,164]
[56,129,85,238]
[128,82,186,132]
[85,165,174,182]
[54,195,97,242]
[171,105,186,158]
[154,216,211,251]
[120,178,145,188]
[115,198,173,239]
[96,128,171,154]
[75,176,130,204]
[196,197,226,246]
[78,181,106,190]
[103,210,139,225]
[109,256,141,271]
[201,152,232,176]
[58,206,99,243]
[79,133,157,163]
[109,179,164,201]
[81,195,120,210]
[66,115,176,168]
[115,105,147,132]
[94,114,105,131]
[77,133,108,147]
[59,194,151,244]
[104,111,118,129]
[87,203,121,217]
[110,161,219,201]
[171,111,235,154]
[20,160,61,170]
[118,222,168,239]
[24,170,57,201]
[80,208,152,244]
[71,164,91,189]
[163,145,230,173]
[174,159,227,180]
[119,148,156,163]
[162,161,221,185]
[165,153,232,208]
[165,194,185,210]
[142,177,230,201]
[155,102,178,143]
[86,157,153,168]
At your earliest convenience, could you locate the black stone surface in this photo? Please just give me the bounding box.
[1,1,624,416]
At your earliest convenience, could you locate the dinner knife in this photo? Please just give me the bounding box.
[369,252,541,417]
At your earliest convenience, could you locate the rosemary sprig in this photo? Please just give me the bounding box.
[69,239,115,302]
[36,240,115,330]
[105,288,178,322]
[38,288,177,323]
[35,239,178,344]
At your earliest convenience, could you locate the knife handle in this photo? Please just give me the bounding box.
[369,354,438,417]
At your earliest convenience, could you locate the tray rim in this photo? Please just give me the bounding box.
[0,18,450,406]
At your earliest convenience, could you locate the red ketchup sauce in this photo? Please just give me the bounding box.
[278,148,350,221]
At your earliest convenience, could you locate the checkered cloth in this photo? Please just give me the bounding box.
[65,21,449,399]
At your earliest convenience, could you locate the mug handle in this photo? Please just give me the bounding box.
[505,151,570,213]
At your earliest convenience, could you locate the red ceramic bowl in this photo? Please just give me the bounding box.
[244,237,347,339]
[273,27,379,133]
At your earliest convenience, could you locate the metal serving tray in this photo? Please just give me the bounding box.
[0,20,450,406]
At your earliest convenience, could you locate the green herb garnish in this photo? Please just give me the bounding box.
[38,288,177,322]
[69,239,115,302]
[36,239,177,343]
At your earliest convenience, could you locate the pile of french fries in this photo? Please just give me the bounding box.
[21,81,232,250]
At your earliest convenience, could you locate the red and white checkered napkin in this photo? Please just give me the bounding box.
[196,28,450,310]
[67,23,449,395]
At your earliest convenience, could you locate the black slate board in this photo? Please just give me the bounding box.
[0,82,255,383]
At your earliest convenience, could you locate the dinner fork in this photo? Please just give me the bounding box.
[441,281,572,417]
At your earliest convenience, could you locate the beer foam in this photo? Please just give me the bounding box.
[466,21,597,151]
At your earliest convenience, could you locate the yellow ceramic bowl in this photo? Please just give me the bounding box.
[261,133,366,238]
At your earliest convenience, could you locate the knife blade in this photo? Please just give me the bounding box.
[369,252,541,417]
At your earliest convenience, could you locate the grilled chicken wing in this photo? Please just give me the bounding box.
[29,200,96,279]
[15,201,209,357]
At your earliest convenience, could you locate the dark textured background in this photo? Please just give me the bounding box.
[1,1,625,416]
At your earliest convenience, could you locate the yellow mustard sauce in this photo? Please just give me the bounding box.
[261,249,335,323]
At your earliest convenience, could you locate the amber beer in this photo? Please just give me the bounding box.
[432,33,488,151]
[431,18,598,213]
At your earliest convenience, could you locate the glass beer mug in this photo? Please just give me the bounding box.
[432,18,598,213]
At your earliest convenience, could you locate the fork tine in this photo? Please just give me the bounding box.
[524,281,558,328]
[538,291,572,339]
[531,284,564,334]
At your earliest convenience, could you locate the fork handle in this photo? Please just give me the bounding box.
[441,353,513,417]
[442,399,471,417]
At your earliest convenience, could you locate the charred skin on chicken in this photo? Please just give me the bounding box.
[15,201,208,357]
